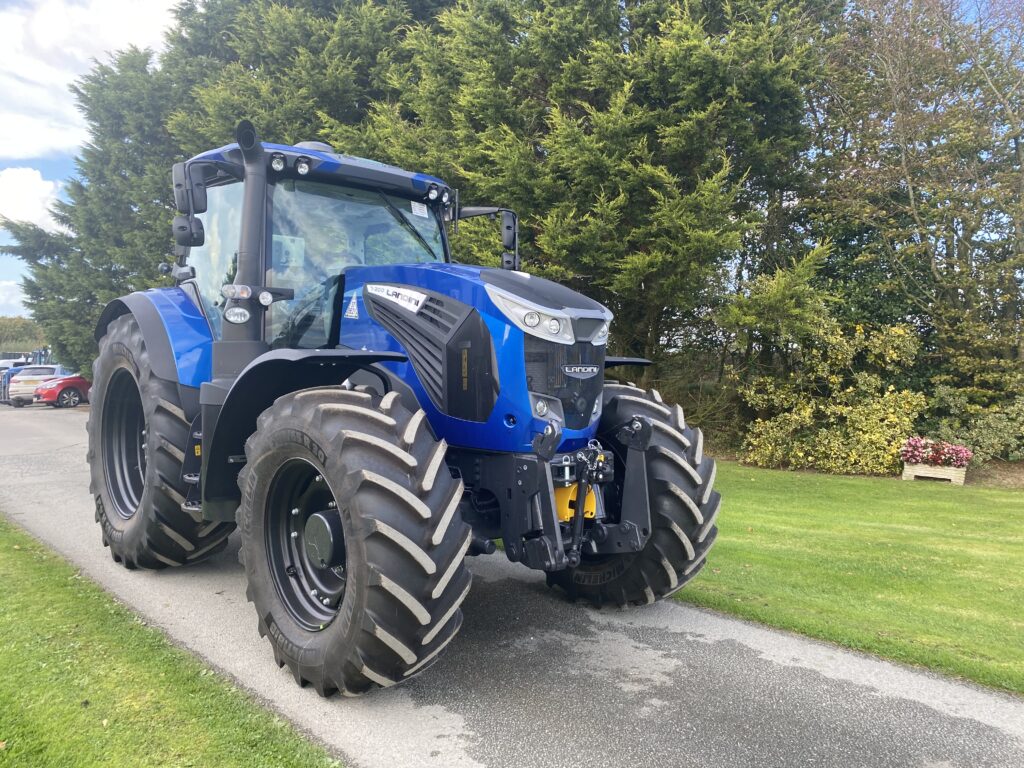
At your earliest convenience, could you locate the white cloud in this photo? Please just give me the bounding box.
[0,167,63,230]
[0,281,27,317]
[0,0,177,160]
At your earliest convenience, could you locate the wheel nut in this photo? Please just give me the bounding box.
[314,475,322,482]
[291,507,300,516]
[327,501,336,508]
[321,598,330,606]
[311,589,319,597]
[631,419,642,431]
[290,531,298,539]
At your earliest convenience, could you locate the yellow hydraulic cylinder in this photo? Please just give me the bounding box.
[554,484,597,523]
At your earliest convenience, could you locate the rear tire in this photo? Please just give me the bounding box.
[549,384,720,606]
[238,387,472,696]
[87,313,235,569]
[12,399,24,408]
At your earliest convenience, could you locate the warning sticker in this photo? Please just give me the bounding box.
[410,201,429,218]
[344,294,359,319]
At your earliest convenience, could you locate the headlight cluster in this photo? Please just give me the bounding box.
[484,284,611,346]
[484,285,576,345]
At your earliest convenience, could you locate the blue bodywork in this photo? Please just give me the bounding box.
[145,288,214,388]
[340,263,601,454]
[130,262,601,454]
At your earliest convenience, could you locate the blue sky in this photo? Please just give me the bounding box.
[0,0,174,316]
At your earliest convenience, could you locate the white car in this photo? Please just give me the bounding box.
[9,366,61,407]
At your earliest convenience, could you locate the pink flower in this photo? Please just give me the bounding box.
[899,437,972,468]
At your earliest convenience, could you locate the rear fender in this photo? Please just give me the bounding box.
[200,348,407,521]
[94,288,211,417]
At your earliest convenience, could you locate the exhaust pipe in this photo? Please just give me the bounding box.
[223,120,266,345]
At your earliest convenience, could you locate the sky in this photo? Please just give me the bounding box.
[0,0,177,316]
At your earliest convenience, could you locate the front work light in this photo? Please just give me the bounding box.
[221,284,252,300]
[270,153,286,172]
[224,306,251,324]
[427,184,439,201]
[296,158,311,176]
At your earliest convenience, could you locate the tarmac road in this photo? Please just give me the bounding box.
[2,404,1023,768]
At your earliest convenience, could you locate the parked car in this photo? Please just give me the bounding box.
[34,374,91,408]
[8,365,65,407]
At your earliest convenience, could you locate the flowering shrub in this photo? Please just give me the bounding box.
[900,437,973,468]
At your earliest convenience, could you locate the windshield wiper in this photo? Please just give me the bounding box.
[376,193,437,260]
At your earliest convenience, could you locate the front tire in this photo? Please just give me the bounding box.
[549,384,720,606]
[238,387,473,696]
[87,313,235,569]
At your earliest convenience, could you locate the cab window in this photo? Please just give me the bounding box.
[187,181,244,338]
[266,179,444,349]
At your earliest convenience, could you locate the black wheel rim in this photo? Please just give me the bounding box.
[60,389,80,406]
[266,459,347,631]
[102,369,147,520]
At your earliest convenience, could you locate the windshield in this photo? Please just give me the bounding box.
[267,179,445,348]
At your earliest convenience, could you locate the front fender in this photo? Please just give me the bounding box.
[200,348,407,521]
[94,288,213,388]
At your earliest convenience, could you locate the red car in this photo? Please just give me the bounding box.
[34,374,91,408]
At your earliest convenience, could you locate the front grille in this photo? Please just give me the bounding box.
[364,289,497,421]
[524,336,604,430]
[366,297,447,405]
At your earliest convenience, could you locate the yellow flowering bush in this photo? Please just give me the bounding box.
[740,334,926,475]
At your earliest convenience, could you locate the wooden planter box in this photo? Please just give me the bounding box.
[901,463,966,486]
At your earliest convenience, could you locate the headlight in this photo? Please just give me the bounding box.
[40,381,59,389]
[484,285,575,345]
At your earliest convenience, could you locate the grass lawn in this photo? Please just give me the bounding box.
[678,461,1024,695]
[0,518,339,768]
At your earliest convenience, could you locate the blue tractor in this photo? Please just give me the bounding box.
[88,122,719,695]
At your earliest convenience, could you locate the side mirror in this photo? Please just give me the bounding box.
[171,162,209,215]
[190,168,207,214]
[172,163,189,214]
[457,205,520,270]
[501,210,517,252]
[172,215,205,247]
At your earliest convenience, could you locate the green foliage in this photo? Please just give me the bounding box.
[934,387,1024,464]
[0,316,45,352]
[729,255,926,474]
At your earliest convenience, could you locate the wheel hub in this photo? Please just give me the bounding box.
[303,511,345,569]
[266,459,348,630]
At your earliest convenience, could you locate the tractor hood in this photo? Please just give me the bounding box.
[338,262,613,454]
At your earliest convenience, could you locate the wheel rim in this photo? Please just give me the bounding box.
[102,369,147,520]
[60,389,80,406]
[265,458,347,631]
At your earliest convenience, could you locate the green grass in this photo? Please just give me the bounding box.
[0,518,339,768]
[677,461,1024,694]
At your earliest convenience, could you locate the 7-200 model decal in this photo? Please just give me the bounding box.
[365,284,427,313]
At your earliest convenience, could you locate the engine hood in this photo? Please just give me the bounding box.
[338,261,610,454]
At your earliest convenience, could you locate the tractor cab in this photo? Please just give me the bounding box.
[175,139,453,350]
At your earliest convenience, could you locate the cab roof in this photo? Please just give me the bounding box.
[189,142,449,199]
